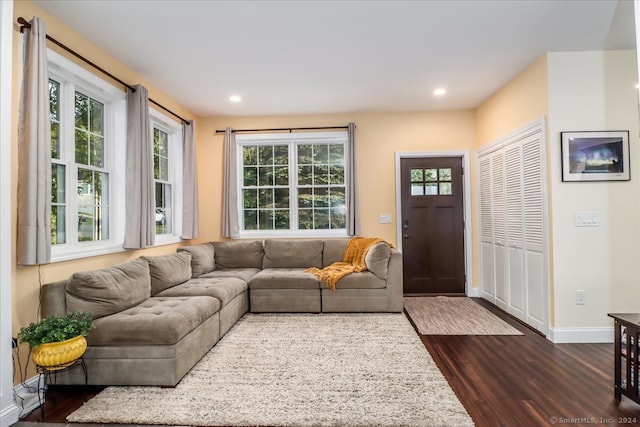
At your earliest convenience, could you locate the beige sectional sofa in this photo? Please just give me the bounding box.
[40,238,402,386]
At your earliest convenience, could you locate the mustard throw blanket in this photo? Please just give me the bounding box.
[306,237,390,291]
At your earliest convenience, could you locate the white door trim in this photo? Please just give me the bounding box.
[395,150,475,296]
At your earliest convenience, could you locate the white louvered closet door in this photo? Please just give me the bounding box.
[491,150,508,311]
[479,156,495,302]
[505,142,526,322]
[522,132,546,333]
[477,119,548,335]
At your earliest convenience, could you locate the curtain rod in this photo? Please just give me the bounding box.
[17,17,189,125]
[215,126,349,135]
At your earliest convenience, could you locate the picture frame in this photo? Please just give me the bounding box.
[561,130,630,182]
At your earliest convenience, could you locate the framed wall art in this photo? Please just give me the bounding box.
[561,130,630,182]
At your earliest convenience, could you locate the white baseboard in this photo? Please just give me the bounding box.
[0,402,21,427]
[548,326,614,343]
[13,375,43,418]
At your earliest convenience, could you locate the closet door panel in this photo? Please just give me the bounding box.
[479,156,495,301]
[491,150,507,311]
[481,242,495,301]
[522,133,546,332]
[526,251,546,332]
[505,143,525,320]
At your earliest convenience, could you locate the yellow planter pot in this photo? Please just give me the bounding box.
[32,335,87,370]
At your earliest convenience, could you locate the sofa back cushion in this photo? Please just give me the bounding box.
[143,252,192,295]
[322,239,349,267]
[365,242,392,279]
[263,239,323,269]
[66,258,151,319]
[213,240,264,269]
[177,243,215,277]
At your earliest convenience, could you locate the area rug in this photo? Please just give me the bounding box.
[68,313,473,426]
[404,296,524,335]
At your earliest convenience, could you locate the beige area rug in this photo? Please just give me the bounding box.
[404,296,524,335]
[68,313,473,427]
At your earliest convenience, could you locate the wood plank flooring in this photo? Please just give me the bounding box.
[420,298,640,426]
[15,298,640,426]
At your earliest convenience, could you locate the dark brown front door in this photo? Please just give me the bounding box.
[400,157,465,294]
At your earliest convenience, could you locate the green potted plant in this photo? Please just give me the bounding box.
[17,311,95,370]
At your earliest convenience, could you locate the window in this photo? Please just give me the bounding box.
[48,50,126,261]
[150,109,183,242]
[410,167,452,196]
[47,50,184,260]
[237,132,348,237]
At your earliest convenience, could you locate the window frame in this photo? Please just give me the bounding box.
[48,49,127,262]
[236,131,349,239]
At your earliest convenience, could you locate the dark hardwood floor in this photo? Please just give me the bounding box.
[14,298,640,426]
[420,299,640,426]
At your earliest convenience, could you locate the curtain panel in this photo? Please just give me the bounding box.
[123,85,155,249]
[221,128,239,238]
[346,122,360,236]
[181,120,199,239]
[17,17,51,265]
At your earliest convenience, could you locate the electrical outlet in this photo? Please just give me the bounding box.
[576,290,586,305]
[11,337,18,348]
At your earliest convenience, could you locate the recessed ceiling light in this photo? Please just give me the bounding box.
[229,95,242,103]
[433,88,447,96]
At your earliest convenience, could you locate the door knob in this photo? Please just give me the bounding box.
[403,233,410,239]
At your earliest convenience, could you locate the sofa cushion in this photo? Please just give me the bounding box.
[262,239,323,269]
[199,268,260,283]
[177,243,215,277]
[88,296,220,346]
[332,271,387,289]
[365,242,391,279]
[156,277,247,307]
[143,252,192,295]
[66,258,151,319]
[322,239,349,267]
[249,268,321,290]
[213,241,264,269]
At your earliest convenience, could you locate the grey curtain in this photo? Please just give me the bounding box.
[123,85,155,249]
[346,122,360,236]
[181,120,199,239]
[17,17,51,265]
[221,128,239,238]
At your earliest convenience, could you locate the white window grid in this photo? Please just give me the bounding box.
[236,132,349,238]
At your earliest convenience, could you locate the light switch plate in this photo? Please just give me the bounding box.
[379,214,392,224]
[574,212,599,227]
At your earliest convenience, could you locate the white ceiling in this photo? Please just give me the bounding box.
[34,0,636,118]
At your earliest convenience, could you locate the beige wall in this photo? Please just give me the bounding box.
[475,55,549,147]
[10,1,196,377]
[197,110,476,247]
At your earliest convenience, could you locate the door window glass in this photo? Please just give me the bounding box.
[410,167,453,196]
